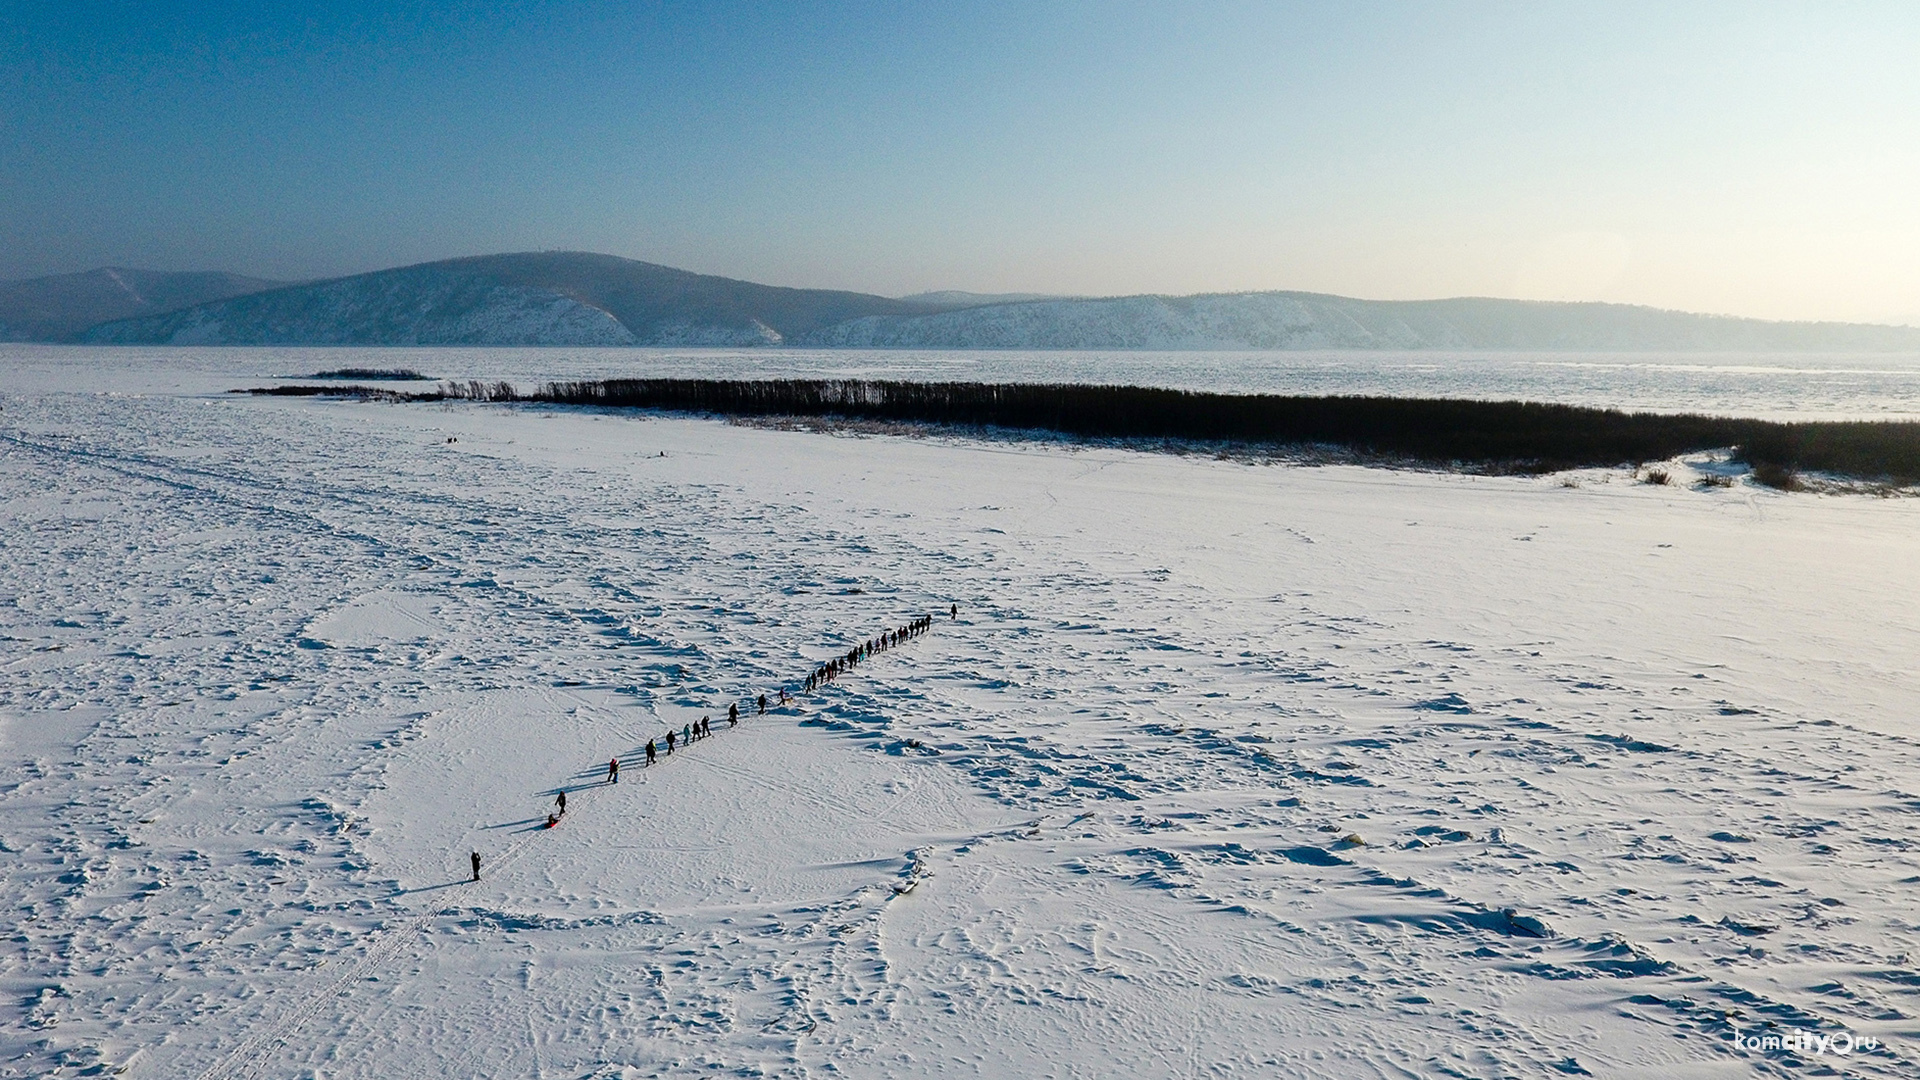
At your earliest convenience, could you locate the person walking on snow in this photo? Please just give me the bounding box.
[646,739,657,765]
[556,790,566,815]
[758,693,768,715]
[729,702,739,725]
[608,757,620,783]
[470,851,481,882]
[666,730,675,754]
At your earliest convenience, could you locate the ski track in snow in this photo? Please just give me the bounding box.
[3,357,1920,1077]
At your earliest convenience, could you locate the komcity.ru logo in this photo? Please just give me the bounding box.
[1729,1028,1881,1056]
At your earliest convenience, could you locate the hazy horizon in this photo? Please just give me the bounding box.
[5,3,1918,325]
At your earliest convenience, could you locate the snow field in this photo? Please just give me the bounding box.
[3,356,1920,1077]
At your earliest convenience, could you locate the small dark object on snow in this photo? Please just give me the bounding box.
[470,851,481,881]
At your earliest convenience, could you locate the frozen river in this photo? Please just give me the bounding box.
[3,348,1918,1077]
[9,342,1920,421]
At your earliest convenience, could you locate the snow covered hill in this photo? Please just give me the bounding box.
[800,290,1920,351]
[81,252,943,347]
[0,268,286,342]
[87,269,641,346]
[73,251,1920,350]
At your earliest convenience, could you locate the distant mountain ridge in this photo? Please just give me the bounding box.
[898,290,1067,306]
[18,250,1919,350]
[0,267,287,341]
[82,252,946,347]
[807,291,1920,351]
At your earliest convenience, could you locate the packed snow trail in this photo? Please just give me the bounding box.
[5,359,1920,1077]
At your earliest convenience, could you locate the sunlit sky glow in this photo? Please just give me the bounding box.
[4,2,1917,323]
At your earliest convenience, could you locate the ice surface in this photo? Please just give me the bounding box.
[11,342,1920,419]
[3,349,1919,1077]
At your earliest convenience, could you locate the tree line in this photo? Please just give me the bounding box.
[245,378,1920,484]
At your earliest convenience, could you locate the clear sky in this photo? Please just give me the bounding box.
[4,2,1917,323]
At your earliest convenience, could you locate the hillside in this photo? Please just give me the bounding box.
[83,252,946,346]
[72,251,1920,350]
[898,289,1066,306]
[0,267,286,341]
[799,291,1920,351]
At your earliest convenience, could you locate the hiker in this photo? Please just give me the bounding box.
[683,722,692,745]
[951,604,957,619]
[646,739,657,765]
[666,730,675,754]
[729,702,739,724]
[779,689,790,705]
[556,790,567,815]
[758,693,768,715]
[471,851,481,881]
[608,757,619,783]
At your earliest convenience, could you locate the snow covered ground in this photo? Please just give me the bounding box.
[4,351,1920,1078]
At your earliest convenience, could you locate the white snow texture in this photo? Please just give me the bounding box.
[3,348,1918,1079]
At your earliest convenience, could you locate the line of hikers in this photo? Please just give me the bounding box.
[804,607,950,693]
[473,607,959,875]
[639,698,764,765]
[619,605,956,773]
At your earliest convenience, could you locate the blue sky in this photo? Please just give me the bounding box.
[4,2,1917,322]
